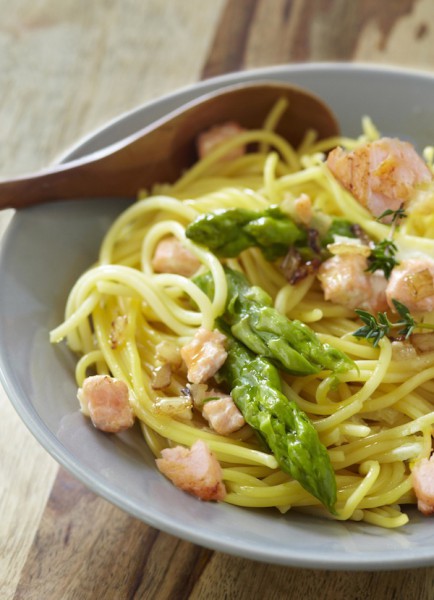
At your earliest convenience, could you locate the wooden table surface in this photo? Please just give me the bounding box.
[3,1,434,598]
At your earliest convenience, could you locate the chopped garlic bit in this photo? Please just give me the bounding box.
[391,340,418,361]
[152,363,172,390]
[110,315,128,349]
[156,340,182,369]
[327,235,371,257]
[154,396,193,421]
[187,383,209,408]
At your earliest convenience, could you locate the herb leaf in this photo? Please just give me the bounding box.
[366,239,399,279]
[391,299,417,337]
[375,205,407,225]
[368,205,406,279]
[353,300,434,346]
[353,309,392,346]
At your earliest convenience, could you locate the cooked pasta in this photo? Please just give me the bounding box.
[50,101,434,529]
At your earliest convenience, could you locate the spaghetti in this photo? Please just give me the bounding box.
[50,101,434,529]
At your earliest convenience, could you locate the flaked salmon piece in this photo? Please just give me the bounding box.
[412,455,434,515]
[156,439,226,501]
[317,253,388,313]
[181,327,227,384]
[386,258,434,313]
[152,236,201,277]
[326,138,432,219]
[77,375,134,433]
[202,394,245,435]
[197,121,246,161]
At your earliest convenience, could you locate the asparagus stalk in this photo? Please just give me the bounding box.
[195,268,354,375]
[216,327,337,513]
[186,206,359,262]
[186,206,306,260]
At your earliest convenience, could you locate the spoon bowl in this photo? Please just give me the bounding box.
[0,81,339,209]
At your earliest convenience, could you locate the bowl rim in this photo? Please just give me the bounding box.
[3,61,434,571]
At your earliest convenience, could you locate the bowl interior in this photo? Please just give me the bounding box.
[2,64,434,570]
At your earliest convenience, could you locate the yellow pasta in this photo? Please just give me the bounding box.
[50,108,434,529]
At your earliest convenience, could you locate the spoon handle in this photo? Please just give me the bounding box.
[0,82,339,210]
[0,162,131,209]
[0,127,181,209]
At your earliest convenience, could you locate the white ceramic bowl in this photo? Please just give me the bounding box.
[2,63,434,570]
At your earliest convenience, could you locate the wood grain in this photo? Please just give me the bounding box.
[13,470,434,600]
[3,0,434,598]
[14,470,214,600]
[0,0,224,178]
[0,0,225,597]
[203,0,432,76]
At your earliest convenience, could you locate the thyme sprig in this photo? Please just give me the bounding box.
[353,299,434,346]
[376,205,407,226]
[366,239,399,279]
[366,205,407,279]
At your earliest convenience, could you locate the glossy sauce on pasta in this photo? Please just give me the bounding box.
[50,101,434,528]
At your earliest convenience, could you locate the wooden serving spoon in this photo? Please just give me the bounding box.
[0,81,339,209]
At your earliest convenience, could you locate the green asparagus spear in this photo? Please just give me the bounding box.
[195,268,354,375]
[186,206,306,260]
[216,328,337,513]
[186,206,365,263]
